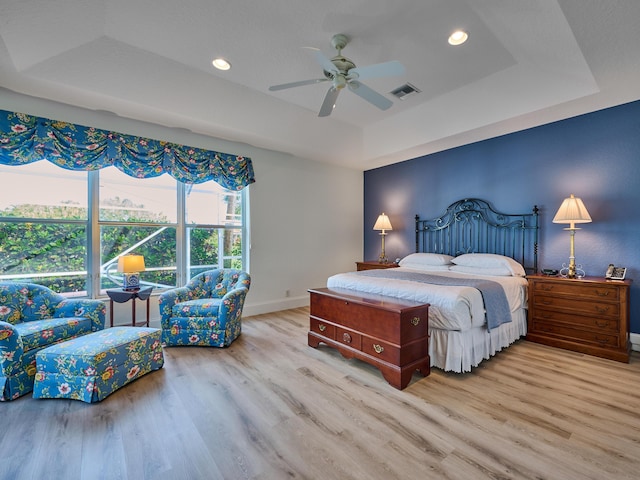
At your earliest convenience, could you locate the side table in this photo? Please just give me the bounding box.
[106,286,154,327]
[355,261,399,271]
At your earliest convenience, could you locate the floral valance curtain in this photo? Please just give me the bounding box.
[0,109,255,190]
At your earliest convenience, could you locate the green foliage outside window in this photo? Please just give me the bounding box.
[0,199,242,293]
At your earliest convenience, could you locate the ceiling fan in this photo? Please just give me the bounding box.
[268,34,406,117]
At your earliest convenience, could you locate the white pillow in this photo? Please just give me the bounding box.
[451,253,526,277]
[449,265,513,276]
[400,264,452,272]
[399,253,454,267]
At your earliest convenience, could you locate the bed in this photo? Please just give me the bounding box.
[326,198,539,373]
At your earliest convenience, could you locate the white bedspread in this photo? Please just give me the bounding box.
[326,268,528,332]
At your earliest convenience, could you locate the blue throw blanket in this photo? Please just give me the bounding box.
[357,270,512,331]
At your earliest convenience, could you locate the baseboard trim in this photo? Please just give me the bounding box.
[243,296,309,317]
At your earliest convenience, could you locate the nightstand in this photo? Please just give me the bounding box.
[526,275,632,362]
[356,261,399,271]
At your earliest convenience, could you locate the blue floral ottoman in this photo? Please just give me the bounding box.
[33,327,164,403]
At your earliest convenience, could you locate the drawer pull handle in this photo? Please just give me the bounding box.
[318,324,326,332]
[595,320,610,328]
[595,336,611,345]
[541,285,554,291]
[373,344,384,354]
[411,317,421,326]
[595,306,610,314]
[595,290,610,297]
[342,333,352,344]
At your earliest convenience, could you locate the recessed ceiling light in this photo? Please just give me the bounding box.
[212,58,231,71]
[448,30,468,46]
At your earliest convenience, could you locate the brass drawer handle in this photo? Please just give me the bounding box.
[595,290,610,297]
[540,284,554,291]
[342,332,352,344]
[595,320,610,328]
[595,306,610,314]
[373,344,384,354]
[595,336,611,345]
[411,317,421,326]
[318,324,326,332]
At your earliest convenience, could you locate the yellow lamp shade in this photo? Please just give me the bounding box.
[117,254,146,273]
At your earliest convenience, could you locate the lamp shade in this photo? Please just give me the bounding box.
[552,194,592,227]
[373,213,393,231]
[117,254,145,273]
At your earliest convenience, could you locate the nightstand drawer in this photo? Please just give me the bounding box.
[532,280,620,301]
[532,295,620,318]
[532,320,620,349]
[531,308,619,332]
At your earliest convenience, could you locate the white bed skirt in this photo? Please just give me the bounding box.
[430,308,528,373]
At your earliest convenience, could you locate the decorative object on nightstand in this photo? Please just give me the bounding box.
[117,254,145,290]
[552,194,592,278]
[373,213,393,263]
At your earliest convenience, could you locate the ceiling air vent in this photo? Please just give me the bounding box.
[390,83,421,100]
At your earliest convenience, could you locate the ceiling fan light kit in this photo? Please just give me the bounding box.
[269,33,405,117]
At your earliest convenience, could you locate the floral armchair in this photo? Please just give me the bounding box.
[0,282,106,401]
[159,269,251,347]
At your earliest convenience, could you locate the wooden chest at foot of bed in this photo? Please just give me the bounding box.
[308,287,430,389]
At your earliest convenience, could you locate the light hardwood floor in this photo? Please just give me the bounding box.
[2,307,640,480]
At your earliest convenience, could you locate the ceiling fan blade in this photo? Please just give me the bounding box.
[269,78,328,91]
[315,50,338,74]
[348,81,393,110]
[349,60,405,80]
[318,87,340,117]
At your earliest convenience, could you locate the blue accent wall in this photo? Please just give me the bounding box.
[364,99,640,333]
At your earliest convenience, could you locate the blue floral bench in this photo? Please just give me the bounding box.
[0,282,106,401]
[33,327,164,403]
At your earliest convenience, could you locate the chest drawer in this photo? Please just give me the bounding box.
[532,320,620,349]
[309,317,335,339]
[531,308,619,332]
[532,280,620,301]
[532,295,620,318]
[336,326,362,350]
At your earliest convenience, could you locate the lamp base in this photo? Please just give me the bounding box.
[559,263,585,279]
[122,272,140,290]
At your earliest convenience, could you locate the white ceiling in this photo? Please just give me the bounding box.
[1,0,640,171]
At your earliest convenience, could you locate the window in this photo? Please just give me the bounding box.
[0,163,247,296]
[0,162,88,293]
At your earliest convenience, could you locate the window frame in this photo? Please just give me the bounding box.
[0,167,247,298]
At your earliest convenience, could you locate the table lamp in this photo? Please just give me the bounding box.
[552,194,591,278]
[117,254,145,290]
[373,213,393,263]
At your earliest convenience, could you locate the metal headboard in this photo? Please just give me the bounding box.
[415,198,539,273]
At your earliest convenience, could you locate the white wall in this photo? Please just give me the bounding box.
[0,89,364,318]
